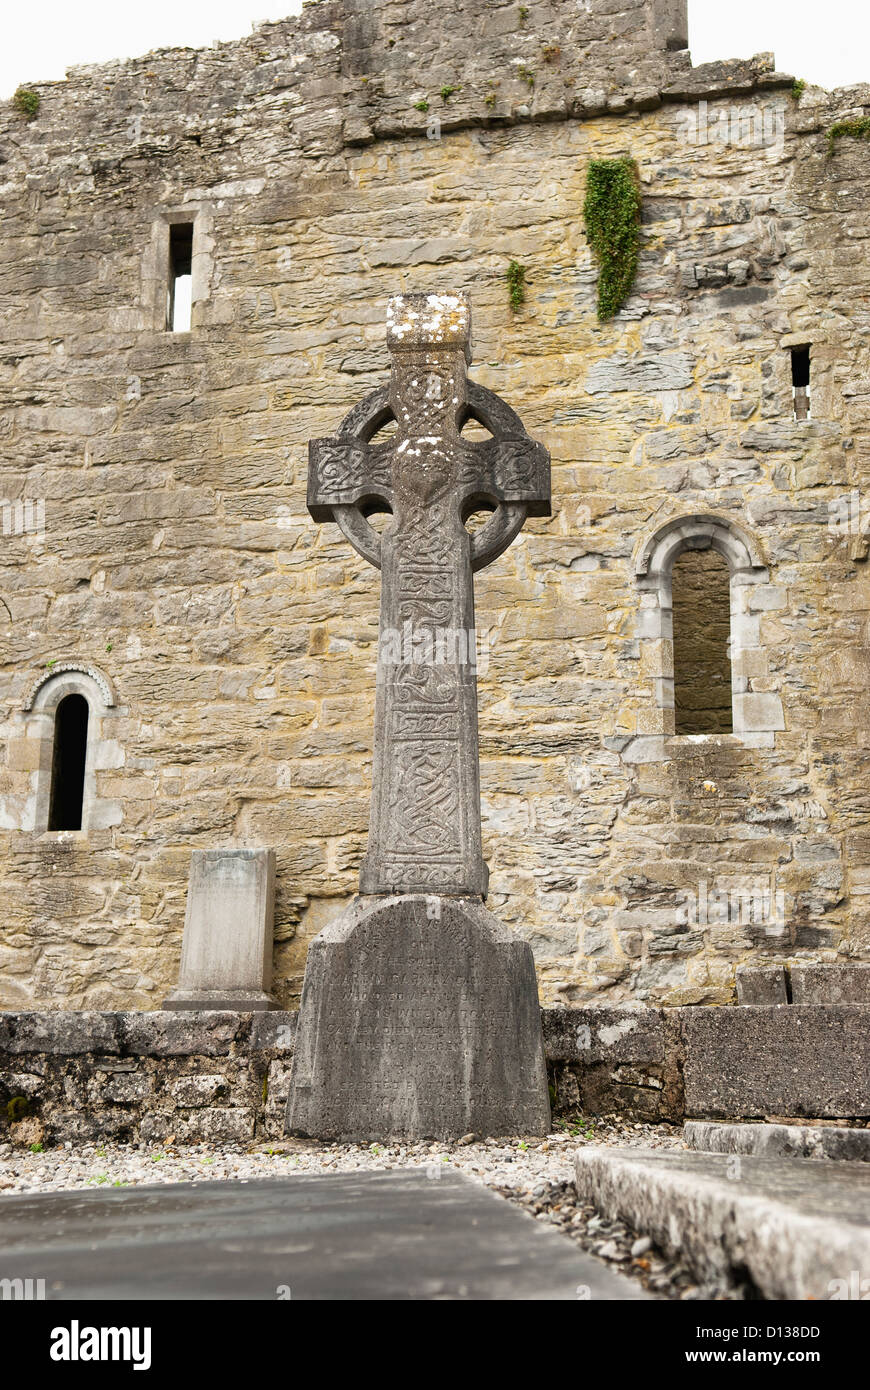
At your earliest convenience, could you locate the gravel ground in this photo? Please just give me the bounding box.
[0,1117,746,1300]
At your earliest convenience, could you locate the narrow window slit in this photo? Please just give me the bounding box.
[167,222,194,332]
[791,346,811,421]
[47,693,89,831]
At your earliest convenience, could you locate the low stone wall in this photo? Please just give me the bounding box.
[2,1005,869,1146]
[544,1006,685,1122]
[0,1012,296,1148]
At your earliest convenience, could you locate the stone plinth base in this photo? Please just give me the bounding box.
[162,989,278,1012]
[285,895,550,1140]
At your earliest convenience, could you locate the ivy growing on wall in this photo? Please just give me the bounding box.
[583,156,642,321]
[13,87,40,119]
[506,260,526,311]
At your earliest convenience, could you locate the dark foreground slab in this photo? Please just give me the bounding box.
[0,1170,647,1301]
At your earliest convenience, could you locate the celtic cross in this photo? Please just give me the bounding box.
[307,293,550,897]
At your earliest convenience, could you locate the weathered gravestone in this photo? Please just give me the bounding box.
[164,848,277,1011]
[287,293,551,1139]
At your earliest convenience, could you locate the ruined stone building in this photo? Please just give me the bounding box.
[1,0,869,1011]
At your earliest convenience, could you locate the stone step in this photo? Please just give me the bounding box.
[574,1146,870,1300]
[681,1003,870,1119]
[685,1120,870,1162]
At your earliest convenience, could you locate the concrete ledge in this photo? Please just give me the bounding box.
[545,1004,870,1121]
[685,1120,870,1162]
[681,1005,870,1118]
[574,1147,870,1300]
[0,1011,296,1056]
[735,964,788,1005]
[736,963,870,1005]
[790,964,870,1005]
[0,1012,297,1146]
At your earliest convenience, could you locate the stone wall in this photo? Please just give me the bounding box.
[1,0,870,1010]
[0,1011,296,1146]
[3,1004,869,1144]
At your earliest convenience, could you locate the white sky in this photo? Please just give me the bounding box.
[0,0,867,101]
[689,0,870,91]
[0,1,304,99]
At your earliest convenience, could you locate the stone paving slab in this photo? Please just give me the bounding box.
[575,1146,870,1300]
[0,1170,648,1301]
[685,1120,870,1162]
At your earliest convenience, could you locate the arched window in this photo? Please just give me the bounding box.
[2,663,124,835]
[672,548,733,734]
[628,515,785,762]
[47,693,90,831]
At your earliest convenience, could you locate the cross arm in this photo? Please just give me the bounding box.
[458,435,550,515]
[308,384,396,521]
[307,386,396,569]
[307,439,393,521]
[457,383,550,516]
[455,383,551,571]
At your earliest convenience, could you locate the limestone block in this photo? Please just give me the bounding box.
[120,1013,243,1057]
[790,963,870,1004]
[681,1005,870,1118]
[733,692,785,733]
[102,1072,153,1104]
[747,584,787,611]
[2,1012,120,1055]
[172,1107,255,1144]
[736,963,788,1004]
[170,1074,229,1107]
[584,352,695,394]
[621,735,667,763]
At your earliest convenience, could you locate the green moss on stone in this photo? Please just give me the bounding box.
[828,116,870,154]
[6,1096,30,1122]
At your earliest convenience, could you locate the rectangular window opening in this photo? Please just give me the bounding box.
[167,222,194,332]
[791,346,811,421]
[672,548,734,736]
